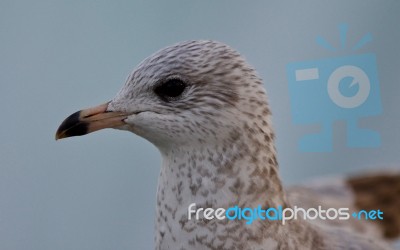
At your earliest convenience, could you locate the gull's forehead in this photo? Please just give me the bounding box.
[147,40,236,62]
[131,40,242,81]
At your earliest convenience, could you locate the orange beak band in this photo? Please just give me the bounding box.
[55,102,129,140]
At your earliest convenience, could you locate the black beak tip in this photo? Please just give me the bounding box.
[55,110,89,140]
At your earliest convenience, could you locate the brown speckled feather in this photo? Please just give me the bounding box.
[347,173,400,239]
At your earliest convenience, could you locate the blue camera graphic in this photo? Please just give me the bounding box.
[286,25,382,152]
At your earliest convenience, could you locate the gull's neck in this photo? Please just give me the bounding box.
[154,121,323,249]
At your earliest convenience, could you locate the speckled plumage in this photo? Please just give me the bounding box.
[106,40,397,249]
[58,40,399,249]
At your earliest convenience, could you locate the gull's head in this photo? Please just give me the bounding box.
[56,40,270,151]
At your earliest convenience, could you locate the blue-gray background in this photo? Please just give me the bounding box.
[1,1,399,249]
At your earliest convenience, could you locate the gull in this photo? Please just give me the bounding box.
[56,40,399,250]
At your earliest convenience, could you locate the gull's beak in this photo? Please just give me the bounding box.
[55,102,129,140]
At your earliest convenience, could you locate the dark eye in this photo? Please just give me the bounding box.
[154,78,187,100]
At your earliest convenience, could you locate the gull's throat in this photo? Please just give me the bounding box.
[154,130,318,249]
